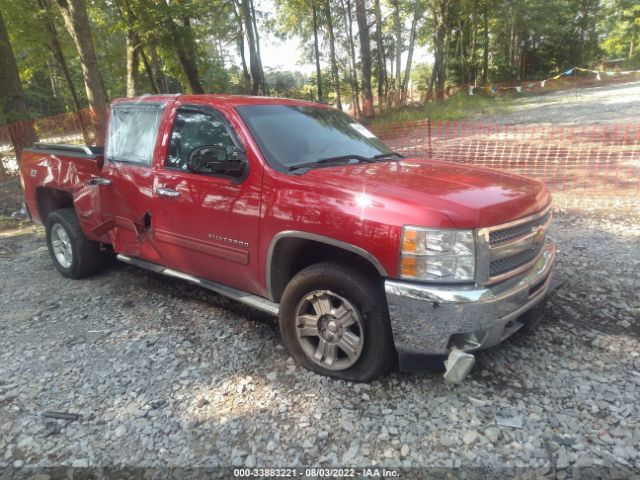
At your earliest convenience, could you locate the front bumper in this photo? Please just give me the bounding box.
[385,242,556,365]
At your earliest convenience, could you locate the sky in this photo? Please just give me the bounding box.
[253,0,434,74]
[259,33,434,74]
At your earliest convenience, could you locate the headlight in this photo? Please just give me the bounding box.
[400,227,475,282]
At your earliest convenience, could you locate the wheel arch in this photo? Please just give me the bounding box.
[35,187,74,223]
[266,231,388,302]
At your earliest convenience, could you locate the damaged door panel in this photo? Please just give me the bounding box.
[94,102,166,257]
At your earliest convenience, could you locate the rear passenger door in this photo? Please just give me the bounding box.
[151,104,263,294]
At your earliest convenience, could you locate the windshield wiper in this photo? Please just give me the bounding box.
[288,154,377,172]
[372,152,404,161]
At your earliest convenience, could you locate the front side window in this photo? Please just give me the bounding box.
[106,104,164,165]
[235,104,393,172]
[166,110,236,172]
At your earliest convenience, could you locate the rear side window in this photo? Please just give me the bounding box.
[106,103,165,165]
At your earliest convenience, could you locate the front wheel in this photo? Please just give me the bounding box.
[278,262,396,382]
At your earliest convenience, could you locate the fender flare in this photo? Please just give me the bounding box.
[266,230,388,300]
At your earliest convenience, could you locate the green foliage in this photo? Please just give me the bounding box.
[0,0,638,124]
[410,63,432,96]
[600,0,640,66]
[0,0,85,115]
[367,92,512,124]
[265,68,309,98]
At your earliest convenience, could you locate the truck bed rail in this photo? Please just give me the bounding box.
[27,143,104,157]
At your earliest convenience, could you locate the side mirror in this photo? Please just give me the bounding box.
[187,145,247,178]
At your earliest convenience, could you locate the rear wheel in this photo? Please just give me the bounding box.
[279,262,396,382]
[45,208,104,279]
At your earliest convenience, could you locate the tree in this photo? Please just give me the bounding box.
[355,0,374,115]
[401,0,424,103]
[159,0,204,94]
[240,0,268,94]
[341,0,361,114]
[232,0,252,93]
[429,0,451,101]
[601,0,640,66]
[0,9,38,161]
[482,0,489,83]
[56,0,108,143]
[324,0,342,109]
[312,2,324,102]
[373,0,385,108]
[3,0,638,130]
[390,0,403,103]
[33,0,90,141]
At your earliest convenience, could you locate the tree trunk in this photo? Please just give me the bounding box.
[138,48,159,94]
[240,0,266,95]
[431,0,449,102]
[509,8,518,77]
[238,36,252,94]
[117,0,150,96]
[0,10,38,161]
[355,0,374,116]
[482,0,489,84]
[48,60,61,100]
[249,0,268,94]
[125,28,140,97]
[401,0,421,103]
[312,3,324,102]
[56,0,108,144]
[390,0,402,104]
[470,1,478,82]
[630,14,637,61]
[147,44,169,93]
[179,15,205,93]
[159,0,204,94]
[457,20,465,80]
[342,0,360,115]
[325,0,342,109]
[233,0,252,93]
[37,0,89,142]
[373,0,385,109]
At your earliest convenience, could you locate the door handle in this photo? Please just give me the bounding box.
[157,187,180,198]
[87,178,112,186]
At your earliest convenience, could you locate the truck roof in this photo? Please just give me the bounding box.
[111,94,328,109]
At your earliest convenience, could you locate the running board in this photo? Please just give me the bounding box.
[117,254,280,316]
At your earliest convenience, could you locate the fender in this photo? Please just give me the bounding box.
[266,230,388,300]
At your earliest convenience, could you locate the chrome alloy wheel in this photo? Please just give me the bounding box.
[294,290,365,371]
[51,223,73,268]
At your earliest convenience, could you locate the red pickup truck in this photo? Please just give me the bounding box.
[19,95,555,383]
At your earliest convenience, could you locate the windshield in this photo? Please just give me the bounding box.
[236,105,393,171]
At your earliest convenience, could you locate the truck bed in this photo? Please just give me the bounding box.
[20,143,105,233]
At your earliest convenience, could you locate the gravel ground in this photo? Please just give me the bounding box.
[481,81,640,125]
[0,208,639,475]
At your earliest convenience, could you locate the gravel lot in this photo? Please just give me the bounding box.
[0,207,639,475]
[481,81,640,125]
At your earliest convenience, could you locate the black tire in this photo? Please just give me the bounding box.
[279,262,396,382]
[45,208,104,279]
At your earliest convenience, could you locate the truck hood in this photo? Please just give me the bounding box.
[295,158,551,228]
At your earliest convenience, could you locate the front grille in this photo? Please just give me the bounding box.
[489,245,543,276]
[489,210,551,246]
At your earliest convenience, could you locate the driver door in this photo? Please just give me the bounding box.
[151,104,263,293]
